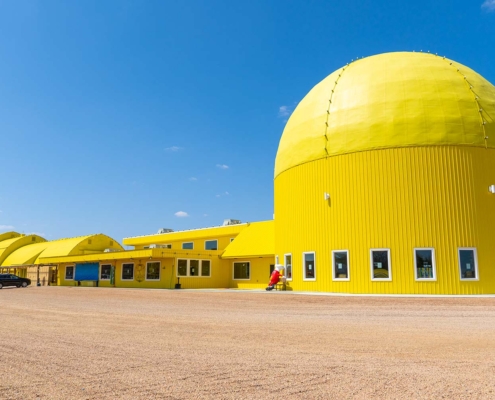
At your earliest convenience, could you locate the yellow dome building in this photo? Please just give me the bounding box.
[274,52,495,294]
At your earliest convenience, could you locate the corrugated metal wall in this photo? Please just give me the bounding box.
[274,146,495,294]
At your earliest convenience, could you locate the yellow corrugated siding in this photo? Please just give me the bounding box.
[275,146,495,294]
[123,224,248,247]
[221,221,274,258]
[275,52,495,177]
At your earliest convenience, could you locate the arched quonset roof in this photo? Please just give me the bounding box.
[2,241,51,267]
[0,232,21,243]
[275,52,495,177]
[0,235,47,265]
[1,234,124,266]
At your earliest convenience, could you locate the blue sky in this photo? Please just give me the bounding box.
[0,0,494,244]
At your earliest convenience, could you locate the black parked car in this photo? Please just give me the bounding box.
[0,274,31,289]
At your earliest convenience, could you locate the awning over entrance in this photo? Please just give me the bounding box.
[221,220,274,259]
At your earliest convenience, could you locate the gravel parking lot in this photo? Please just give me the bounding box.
[1,287,494,399]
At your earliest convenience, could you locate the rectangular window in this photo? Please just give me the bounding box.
[284,254,292,281]
[303,252,316,281]
[146,261,160,280]
[177,259,211,277]
[65,265,74,280]
[414,248,436,280]
[177,259,188,276]
[122,263,134,280]
[233,262,250,280]
[371,249,391,281]
[205,240,218,250]
[189,260,199,276]
[332,250,349,281]
[100,264,111,280]
[458,248,478,280]
[182,242,193,250]
[201,260,211,277]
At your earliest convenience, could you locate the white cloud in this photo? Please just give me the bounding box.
[215,194,221,198]
[482,0,495,10]
[203,214,208,217]
[0,225,14,230]
[278,105,291,117]
[165,146,182,152]
[189,177,198,181]
[174,211,189,218]
[216,164,229,170]
[225,191,230,195]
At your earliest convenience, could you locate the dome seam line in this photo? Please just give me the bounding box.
[441,55,488,148]
[324,62,353,157]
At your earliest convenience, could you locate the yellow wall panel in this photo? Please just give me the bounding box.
[275,146,495,294]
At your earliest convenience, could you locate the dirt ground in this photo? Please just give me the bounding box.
[1,287,494,400]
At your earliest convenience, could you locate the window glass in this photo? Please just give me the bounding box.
[190,260,199,276]
[304,253,315,280]
[201,260,211,277]
[65,266,74,280]
[182,242,193,250]
[371,250,390,279]
[122,263,134,280]
[415,249,434,279]
[459,249,477,279]
[205,240,218,250]
[100,264,111,280]
[146,262,160,280]
[285,254,292,280]
[234,262,250,280]
[177,259,188,276]
[333,251,349,279]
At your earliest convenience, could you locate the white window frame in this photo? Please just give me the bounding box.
[232,261,250,280]
[414,248,436,281]
[65,265,75,280]
[284,253,293,282]
[332,250,350,281]
[176,259,211,278]
[100,264,112,281]
[302,251,316,281]
[458,247,479,281]
[275,255,279,264]
[182,242,194,250]
[370,249,392,281]
[122,262,135,281]
[201,260,211,277]
[204,239,218,250]
[145,261,161,281]
[177,259,188,277]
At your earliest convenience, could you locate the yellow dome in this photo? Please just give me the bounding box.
[275,52,495,177]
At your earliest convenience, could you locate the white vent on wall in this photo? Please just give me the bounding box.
[157,228,174,234]
[223,219,241,226]
[104,248,120,253]
[489,185,495,194]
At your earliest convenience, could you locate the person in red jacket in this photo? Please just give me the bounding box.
[266,265,282,291]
